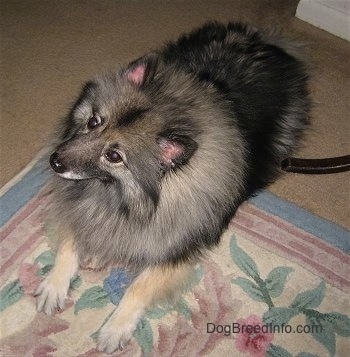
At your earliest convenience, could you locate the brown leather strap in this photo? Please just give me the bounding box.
[281,155,350,174]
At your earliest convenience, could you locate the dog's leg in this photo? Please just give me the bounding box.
[97,263,193,354]
[36,236,79,314]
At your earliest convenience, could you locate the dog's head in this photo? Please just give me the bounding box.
[50,53,198,207]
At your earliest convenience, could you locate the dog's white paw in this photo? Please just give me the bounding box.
[35,275,69,315]
[97,314,139,354]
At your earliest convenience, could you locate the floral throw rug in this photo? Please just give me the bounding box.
[0,158,349,357]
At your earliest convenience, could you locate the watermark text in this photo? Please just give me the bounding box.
[206,322,323,336]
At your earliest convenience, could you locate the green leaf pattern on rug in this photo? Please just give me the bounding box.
[263,307,299,325]
[324,312,350,337]
[265,266,294,298]
[174,296,192,320]
[232,277,265,302]
[289,281,325,310]
[230,234,260,279]
[70,275,82,290]
[34,250,56,267]
[230,234,350,357]
[231,235,288,309]
[74,286,110,314]
[146,297,192,320]
[134,318,153,357]
[145,306,168,320]
[306,312,336,357]
[267,344,293,357]
[35,250,55,276]
[0,280,24,312]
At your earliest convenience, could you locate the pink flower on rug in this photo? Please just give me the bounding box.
[18,262,41,294]
[150,261,242,356]
[235,315,274,357]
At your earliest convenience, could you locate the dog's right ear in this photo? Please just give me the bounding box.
[157,134,198,169]
[125,52,158,88]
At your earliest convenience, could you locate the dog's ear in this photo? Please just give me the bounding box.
[158,134,198,168]
[125,52,158,87]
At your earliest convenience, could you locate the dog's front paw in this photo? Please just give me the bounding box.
[97,314,139,354]
[35,275,69,315]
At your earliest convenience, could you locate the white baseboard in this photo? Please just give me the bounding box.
[296,0,350,41]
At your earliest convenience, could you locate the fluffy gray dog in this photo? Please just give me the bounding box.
[36,22,310,353]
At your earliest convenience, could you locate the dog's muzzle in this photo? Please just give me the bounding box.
[50,152,66,174]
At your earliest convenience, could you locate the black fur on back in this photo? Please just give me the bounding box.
[161,22,310,196]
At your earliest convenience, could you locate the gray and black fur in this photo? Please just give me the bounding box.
[49,22,310,272]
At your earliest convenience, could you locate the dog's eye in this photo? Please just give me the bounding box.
[105,149,123,163]
[87,115,103,129]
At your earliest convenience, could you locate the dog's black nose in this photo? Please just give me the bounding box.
[50,152,66,173]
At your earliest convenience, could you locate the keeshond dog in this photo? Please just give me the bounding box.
[36,22,309,353]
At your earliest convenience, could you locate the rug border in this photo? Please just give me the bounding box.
[0,148,50,226]
[1,151,349,252]
[249,192,350,253]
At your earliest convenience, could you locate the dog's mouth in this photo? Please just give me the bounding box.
[56,171,87,180]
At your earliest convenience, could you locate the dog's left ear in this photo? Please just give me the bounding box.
[158,134,198,168]
[126,52,158,87]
